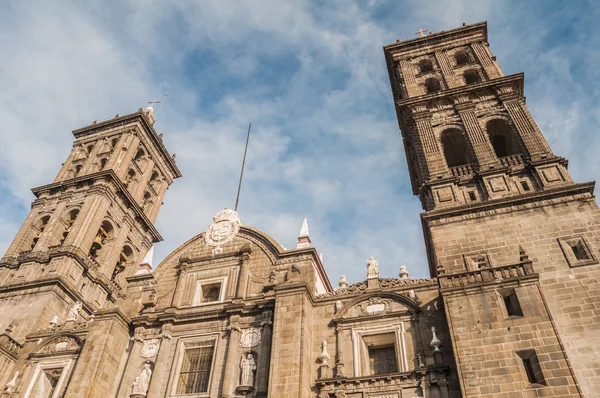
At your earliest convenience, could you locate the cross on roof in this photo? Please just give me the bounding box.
[415,28,430,37]
[148,99,160,108]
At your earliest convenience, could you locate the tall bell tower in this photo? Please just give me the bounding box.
[0,107,181,341]
[385,22,599,396]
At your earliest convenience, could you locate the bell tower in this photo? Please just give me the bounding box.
[0,106,182,340]
[385,22,599,396]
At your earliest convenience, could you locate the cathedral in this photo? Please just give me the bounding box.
[0,21,598,398]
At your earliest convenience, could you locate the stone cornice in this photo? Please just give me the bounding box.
[383,21,488,57]
[72,110,182,179]
[30,169,163,242]
[422,181,595,224]
[396,73,524,109]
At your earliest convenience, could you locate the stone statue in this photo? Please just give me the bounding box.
[66,301,82,321]
[240,353,256,387]
[131,361,152,396]
[366,256,379,279]
[4,371,19,393]
[334,300,342,313]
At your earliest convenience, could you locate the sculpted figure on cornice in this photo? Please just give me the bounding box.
[317,277,436,298]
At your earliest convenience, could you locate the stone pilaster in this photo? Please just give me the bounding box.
[256,311,273,398]
[399,59,420,97]
[64,308,130,398]
[435,52,458,88]
[471,42,502,79]
[501,96,552,158]
[454,100,497,166]
[413,109,448,177]
[221,317,241,398]
[146,324,173,398]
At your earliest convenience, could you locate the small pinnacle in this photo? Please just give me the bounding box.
[92,120,97,124]
[296,218,311,249]
[171,153,176,160]
[114,114,119,118]
[159,133,164,139]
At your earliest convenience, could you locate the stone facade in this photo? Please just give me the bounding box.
[0,21,597,398]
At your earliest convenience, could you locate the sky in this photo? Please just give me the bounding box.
[1,0,599,287]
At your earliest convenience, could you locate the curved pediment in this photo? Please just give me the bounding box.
[36,335,83,355]
[335,292,419,320]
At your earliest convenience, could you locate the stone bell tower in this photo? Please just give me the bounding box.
[385,22,600,396]
[0,106,182,342]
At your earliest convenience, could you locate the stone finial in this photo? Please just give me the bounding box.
[366,256,379,279]
[296,218,311,249]
[338,275,348,288]
[319,252,323,263]
[318,340,331,363]
[399,265,410,279]
[430,326,442,352]
[143,106,155,124]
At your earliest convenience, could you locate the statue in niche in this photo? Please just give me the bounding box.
[366,256,379,279]
[66,301,82,321]
[131,361,152,396]
[240,353,256,387]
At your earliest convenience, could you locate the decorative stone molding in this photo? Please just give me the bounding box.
[204,209,242,255]
[439,261,536,291]
[140,339,161,359]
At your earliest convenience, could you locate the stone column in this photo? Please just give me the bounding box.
[500,96,552,159]
[221,317,241,398]
[435,52,458,88]
[412,108,448,176]
[256,311,273,397]
[455,100,498,166]
[335,324,344,377]
[146,324,174,398]
[439,379,450,398]
[235,253,250,299]
[399,59,420,97]
[471,42,502,79]
[171,261,189,307]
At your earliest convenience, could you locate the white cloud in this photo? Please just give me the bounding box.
[1,0,599,287]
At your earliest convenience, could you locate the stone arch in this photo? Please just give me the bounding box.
[453,49,470,66]
[89,220,114,259]
[440,128,470,167]
[424,77,441,93]
[36,334,83,355]
[418,58,434,74]
[112,244,134,279]
[334,291,419,320]
[58,207,80,245]
[463,69,481,85]
[485,118,522,158]
[30,214,51,250]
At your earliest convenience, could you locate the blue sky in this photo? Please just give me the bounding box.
[1,0,599,286]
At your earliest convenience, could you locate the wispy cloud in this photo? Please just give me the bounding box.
[1,0,599,285]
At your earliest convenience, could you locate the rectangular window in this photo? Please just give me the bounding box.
[503,290,524,317]
[176,343,215,394]
[517,350,545,385]
[558,236,596,267]
[201,283,221,303]
[520,181,530,192]
[569,240,589,260]
[368,345,397,375]
[33,368,62,398]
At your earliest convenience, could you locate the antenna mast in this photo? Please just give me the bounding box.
[235,123,252,212]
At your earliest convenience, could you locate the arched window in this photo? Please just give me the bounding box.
[464,69,481,85]
[89,221,113,259]
[150,170,159,182]
[142,192,152,210]
[100,158,108,170]
[111,137,119,148]
[59,209,79,245]
[75,164,83,175]
[455,51,469,65]
[425,78,441,93]
[441,129,469,167]
[124,169,136,186]
[134,148,145,162]
[418,59,434,74]
[486,119,521,158]
[112,245,133,279]
[31,215,51,250]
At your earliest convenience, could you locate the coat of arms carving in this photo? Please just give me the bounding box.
[205,209,242,254]
[140,339,161,358]
[240,328,262,348]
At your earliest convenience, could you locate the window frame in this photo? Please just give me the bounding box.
[169,334,219,397]
[351,323,409,377]
[558,236,597,268]
[191,276,228,306]
[24,358,74,398]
